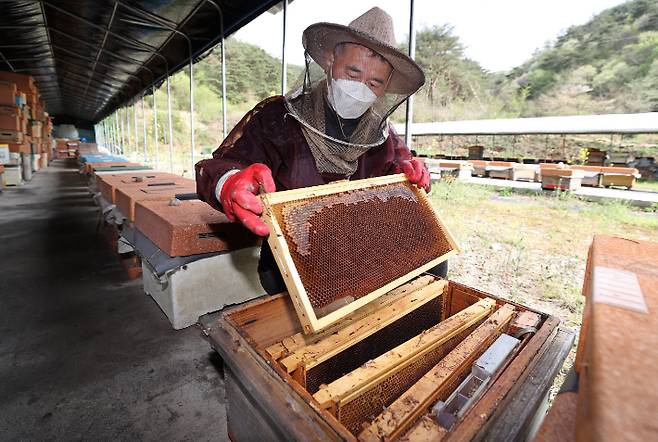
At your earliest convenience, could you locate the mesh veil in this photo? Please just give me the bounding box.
[284,50,411,176]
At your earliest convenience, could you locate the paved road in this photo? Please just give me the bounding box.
[0,159,228,441]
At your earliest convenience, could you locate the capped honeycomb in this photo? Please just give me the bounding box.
[270,181,454,314]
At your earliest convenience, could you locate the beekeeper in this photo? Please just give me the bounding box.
[196,7,438,294]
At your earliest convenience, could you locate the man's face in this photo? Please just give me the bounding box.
[327,43,393,97]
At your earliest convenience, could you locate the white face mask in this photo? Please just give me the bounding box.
[328,77,378,119]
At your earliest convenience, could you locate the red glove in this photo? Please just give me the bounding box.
[219,163,276,236]
[396,159,431,192]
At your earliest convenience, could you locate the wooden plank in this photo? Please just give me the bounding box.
[280,280,447,374]
[261,174,459,334]
[398,416,448,442]
[533,391,577,442]
[508,310,541,336]
[313,298,496,408]
[262,173,408,205]
[479,328,574,442]
[443,316,560,442]
[359,304,516,442]
[264,275,437,361]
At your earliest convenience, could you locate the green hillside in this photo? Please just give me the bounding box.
[129,0,657,175]
[510,0,658,116]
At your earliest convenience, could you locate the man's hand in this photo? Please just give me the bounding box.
[396,159,430,192]
[219,163,276,236]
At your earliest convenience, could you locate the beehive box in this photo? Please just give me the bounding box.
[96,171,181,204]
[115,179,196,222]
[575,235,658,442]
[201,175,574,441]
[134,199,259,257]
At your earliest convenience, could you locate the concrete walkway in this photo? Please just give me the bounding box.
[0,160,227,441]
[465,176,658,207]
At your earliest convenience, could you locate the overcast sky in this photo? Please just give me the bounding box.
[234,0,628,73]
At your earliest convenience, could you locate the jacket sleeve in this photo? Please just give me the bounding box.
[383,122,412,174]
[195,97,283,211]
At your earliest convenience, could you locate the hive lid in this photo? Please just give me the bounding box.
[261,174,460,334]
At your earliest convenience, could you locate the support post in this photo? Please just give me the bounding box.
[281,0,288,95]
[126,104,131,156]
[153,86,159,169]
[133,104,138,161]
[166,75,174,173]
[404,0,416,149]
[141,96,147,164]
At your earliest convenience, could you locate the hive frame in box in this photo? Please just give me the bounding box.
[199,281,573,441]
[261,174,460,334]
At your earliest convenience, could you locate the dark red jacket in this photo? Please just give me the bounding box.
[195,96,412,210]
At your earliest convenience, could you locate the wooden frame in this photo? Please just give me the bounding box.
[265,275,438,362]
[312,298,496,409]
[358,304,516,441]
[279,279,448,377]
[261,174,460,334]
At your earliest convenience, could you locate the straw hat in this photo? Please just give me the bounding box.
[302,7,425,96]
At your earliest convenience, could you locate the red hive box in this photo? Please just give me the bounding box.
[134,199,260,257]
[96,171,181,204]
[0,81,17,106]
[0,106,21,131]
[576,235,658,442]
[115,179,197,222]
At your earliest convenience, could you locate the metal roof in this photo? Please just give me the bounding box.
[395,112,658,136]
[0,0,279,125]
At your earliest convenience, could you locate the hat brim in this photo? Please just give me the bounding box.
[303,22,425,96]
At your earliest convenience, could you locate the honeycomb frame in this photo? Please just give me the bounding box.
[260,174,460,334]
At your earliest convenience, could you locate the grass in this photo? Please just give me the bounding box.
[428,178,658,395]
[428,178,658,326]
[635,179,658,192]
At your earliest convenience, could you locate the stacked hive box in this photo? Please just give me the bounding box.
[0,71,54,180]
[199,175,574,441]
[55,139,79,159]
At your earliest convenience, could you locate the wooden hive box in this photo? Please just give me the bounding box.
[96,171,181,204]
[575,235,658,442]
[261,174,459,334]
[115,179,196,222]
[134,199,260,257]
[200,175,574,441]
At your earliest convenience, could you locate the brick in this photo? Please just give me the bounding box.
[134,199,260,256]
[96,171,181,204]
[115,179,196,221]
